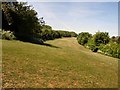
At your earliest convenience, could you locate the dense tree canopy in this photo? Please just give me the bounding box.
[2,2,77,43]
[57,30,77,37]
[77,32,92,45]
[2,2,42,42]
[92,32,110,46]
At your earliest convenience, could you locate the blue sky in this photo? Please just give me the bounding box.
[18,0,118,36]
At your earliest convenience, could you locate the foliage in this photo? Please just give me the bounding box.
[77,31,120,58]
[70,31,77,37]
[86,39,98,52]
[57,30,77,37]
[37,25,77,41]
[2,2,77,43]
[0,30,16,40]
[86,32,109,52]
[77,32,92,45]
[92,32,110,46]
[14,33,44,44]
[2,2,42,42]
[111,36,120,44]
[99,41,120,58]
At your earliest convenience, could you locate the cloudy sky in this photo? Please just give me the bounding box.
[18,0,119,36]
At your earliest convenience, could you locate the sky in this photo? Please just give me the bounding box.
[17,0,119,37]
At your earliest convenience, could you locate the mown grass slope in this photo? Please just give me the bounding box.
[2,37,118,88]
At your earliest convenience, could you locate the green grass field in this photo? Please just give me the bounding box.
[2,37,119,88]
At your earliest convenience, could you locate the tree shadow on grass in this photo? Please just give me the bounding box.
[16,37,61,48]
[41,43,61,48]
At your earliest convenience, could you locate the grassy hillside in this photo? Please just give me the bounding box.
[2,38,118,88]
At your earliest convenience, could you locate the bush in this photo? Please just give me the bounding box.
[77,31,120,59]
[92,32,110,46]
[57,30,77,37]
[99,42,120,58]
[0,30,16,40]
[87,40,98,52]
[77,32,92,45]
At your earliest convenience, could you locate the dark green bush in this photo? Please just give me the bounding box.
[57,30,77,37]
[92,32,110,46]
[77,32,92,45]
[87,40,98,52]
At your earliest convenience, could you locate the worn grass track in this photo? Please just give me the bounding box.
[2,37,118,88]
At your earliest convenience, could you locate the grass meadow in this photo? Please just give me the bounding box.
[2,38,118,88]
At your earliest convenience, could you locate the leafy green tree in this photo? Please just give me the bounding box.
[2,2,43,43]
[58,30,77,37]
[77,32,92,45]
[2,2,14,30]
[86,38,99,52]
[53,31,61,39]
[2,2,77,43]
[70,31,77,37]
[92,32,110,46]
[2,3,40,34]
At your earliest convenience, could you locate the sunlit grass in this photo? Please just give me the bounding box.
[2,38,118,88]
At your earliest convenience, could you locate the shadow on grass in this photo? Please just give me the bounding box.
[41,43,61,48]
[18,40,61,48]
[15,36,61,48]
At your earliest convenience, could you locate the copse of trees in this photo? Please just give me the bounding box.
[2,2,41,34]
[1,2,77,43]
[39,25,61,41]
[2,2,43,43]
[57,30,77,37]
[33,24,77,41]
[87,32,110,52]
[77,32,120,59]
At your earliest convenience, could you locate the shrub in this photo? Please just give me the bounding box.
[77,32,92,45]
[92,32,110,46]
[0,30,16,40]
[57,30,77,37]
[86,39,98,52]
[99,42,120,58]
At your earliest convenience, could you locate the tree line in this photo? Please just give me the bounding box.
[77,32,120,59]
[2,2,119,59]
[1,2,77,44]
